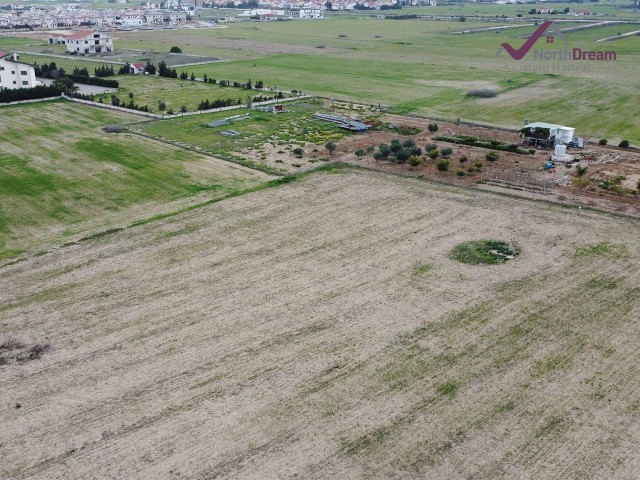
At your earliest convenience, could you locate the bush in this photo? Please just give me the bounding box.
[599,138,607,145]
[456,169,465,177]
[459,155,468,163]
[408,156,421,168]
[465,89,497,98]
[425,143,437,152]
[475,161,484,170]
[485,151,499,162]
[66,74,119,88]
[355,148,365,157]
[169,46,182,53]
[575,165,588,177]
[428,123,439,133]
[102,124,125,133]
[573,176,591,188]
[619,140,630,148]
[293,147,304,157]
[436,159,450,171]
[428,150,439,160]
[451,240,519,265]
[440,147,453,157]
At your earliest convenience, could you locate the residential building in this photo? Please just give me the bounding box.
[144,10,164,23]
[299,9,323,18]
[64,30,113,54]
[0,52,37,90]
[129,62,146,74]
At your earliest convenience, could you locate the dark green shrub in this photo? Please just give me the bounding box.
[440,147,453,157]
[486,151,499,162]
[436,159,450,171]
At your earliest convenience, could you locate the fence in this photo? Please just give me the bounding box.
[481,166,554,195]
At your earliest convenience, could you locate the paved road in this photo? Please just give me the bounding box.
[39,77,117,95]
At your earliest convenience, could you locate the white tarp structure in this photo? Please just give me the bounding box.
[526,122,575,145]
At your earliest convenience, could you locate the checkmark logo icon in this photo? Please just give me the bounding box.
[498,21,554,60]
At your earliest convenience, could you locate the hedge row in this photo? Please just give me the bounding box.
[66,74,119,88]
[0,84,62,104]
[434,135,531,155]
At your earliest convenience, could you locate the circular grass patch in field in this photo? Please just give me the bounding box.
[451,240,519,265]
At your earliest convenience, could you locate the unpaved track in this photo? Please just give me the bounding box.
[1,169,639,479]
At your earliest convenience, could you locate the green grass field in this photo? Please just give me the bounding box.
[114,18,640,143]
[0,100,270,259]
[16,53,122,74]
[93,75,276,113]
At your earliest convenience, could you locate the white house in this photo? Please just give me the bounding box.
[119,13,144,26]
[64,30,113,54]
[299,9,323,18]
[128,62,146,74]
[0,52,37,90]
[144,10,164,23]
[168,11,186,22]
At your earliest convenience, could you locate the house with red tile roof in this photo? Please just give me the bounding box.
[53,30,113,55]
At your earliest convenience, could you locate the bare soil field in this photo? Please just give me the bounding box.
[337,114,640,217]
[2,168,639,479]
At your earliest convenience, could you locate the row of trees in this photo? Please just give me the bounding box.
[197,97,243,110]
[33,61,65,79]
[373,138,422,164]
[107,94,150,112]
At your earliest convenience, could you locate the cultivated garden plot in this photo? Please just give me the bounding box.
[0,100,271,260]
[1,168,639,479]
[139,98,360,172]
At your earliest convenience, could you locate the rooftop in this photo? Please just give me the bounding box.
[527,122,574,131]
[64,29,95,40]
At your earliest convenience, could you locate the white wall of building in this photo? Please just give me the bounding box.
[0,54,37,90]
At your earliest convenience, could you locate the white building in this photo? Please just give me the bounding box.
[168,11,187,22]
[64,30,113,54]
[0,52,37,90]
[299,9,323,18]
[526,122,575,145]
[144,10,164,23]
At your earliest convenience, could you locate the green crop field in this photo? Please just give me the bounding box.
[0,100,271,260]
[92,74,279,113]
[114,18,640,143]
[16,53,122,74]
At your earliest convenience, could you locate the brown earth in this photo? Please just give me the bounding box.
[335,114,640,217]
[2,168,639,479]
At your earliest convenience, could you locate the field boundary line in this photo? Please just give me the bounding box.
[123,127,284,175]
[0,164,348,270]
[0,96,62,107]
[15,51,125,64]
